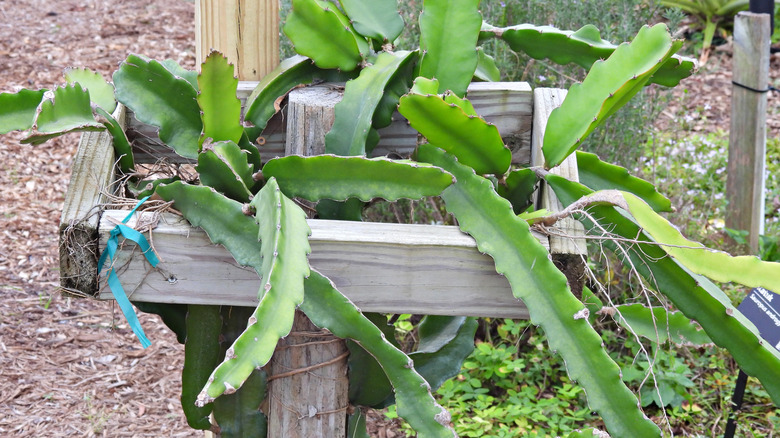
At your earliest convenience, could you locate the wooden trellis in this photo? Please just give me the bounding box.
[58,1,587,436]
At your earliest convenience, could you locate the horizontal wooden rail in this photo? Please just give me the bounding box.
[97,211,538,319]
[129,81,533,165]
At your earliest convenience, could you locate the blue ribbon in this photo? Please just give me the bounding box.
[97,196,160,348]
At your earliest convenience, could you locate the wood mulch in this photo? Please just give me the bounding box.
[0,1,777,437]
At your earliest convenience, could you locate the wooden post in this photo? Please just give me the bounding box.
[531,88,587,298]
[196,0,279,80]
[726,12,770,254]
[59,105,124,295]
[266,86,349,437]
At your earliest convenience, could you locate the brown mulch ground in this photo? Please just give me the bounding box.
[1,1,778,437]
[1,1,197,436]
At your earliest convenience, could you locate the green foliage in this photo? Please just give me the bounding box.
[0,89,47,134]
[547,176,780,407]
[481,22,695,88]
[182,305,222,430]
[113,55,202,159]
[620,343,696,408]
[199,178,311,402]
[23,84,104,145]
[197,52,244,146]
[156,182,263,270]
[5,1,778,436]
[418,0,482,96]
[338,0,404,42]
[65,67,117,113]
[576,151,671,212]
[283,0,368,71]
[417,144,660,437]
[660,0,749,55]
[301,270,457,437]
[542,24,682,168]
[430,319,596,437]
[399,83,511,175]
[324,51,416,156]
[196,140,254,202]
[610,303,712,346]
[262,154,454,201]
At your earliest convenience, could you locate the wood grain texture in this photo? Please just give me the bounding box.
[726,12,770,254]
[285,86,341,156]
[129,82,533,165]
[531,88,587,297]
[59,105,124,295]
[196,0,278,81]
[266,311,349,438]
[96,212,536,319]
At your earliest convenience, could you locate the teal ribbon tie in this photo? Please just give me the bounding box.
[97,196,160,348]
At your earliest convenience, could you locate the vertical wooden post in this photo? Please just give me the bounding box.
[531,88,588,299]
[265,86,350,438]
[196,0,279,80]
[726,12,770,253]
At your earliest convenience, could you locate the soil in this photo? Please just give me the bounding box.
[0,1,778,437]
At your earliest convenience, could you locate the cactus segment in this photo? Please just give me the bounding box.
[213,306,268,437]
[372,51,418,130]
[325,51,416,156]
[181,305,222,430]
[212,369,268,437]
[199,178,311,402]
[113,54,202,159]
[610,303,712,346]
[443,92,478,117]
[563,428,608,438]
[418,0,481,97]
[410,316,478,392]
[156,181,263,270]
[338,0,404,42]
[197,52,244,148]
[95,106,134,174]
[23,85,104,145]
[481,22,696,87]
[245,56,317,130]
[474,47,501,82]
[417,144,661,437]
[262,154,454,201]
[347,313,397,408]
[301,269,457,437]
[409,77,440,95]
[399,91,510,175]
[160,58,199,90]
[0,89,46,134]
[621,192,780,293]
[497,168,537,214]
[546,175,780,405]
[576,151,671,212]
[347,409,370,438]
[134,302,188,344]
[65,67,117,113]
[196,140,255,202]
[542,24,681,169]
[284,0,368,71]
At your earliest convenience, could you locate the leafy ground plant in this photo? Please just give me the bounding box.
[1,0,779,437]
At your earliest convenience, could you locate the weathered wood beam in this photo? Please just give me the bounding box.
[97,212,537,319]
[59,105,125,295]
[129,82,533,166]
[531,88,587,298]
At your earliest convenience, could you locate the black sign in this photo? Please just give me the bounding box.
[738,288,780,352]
